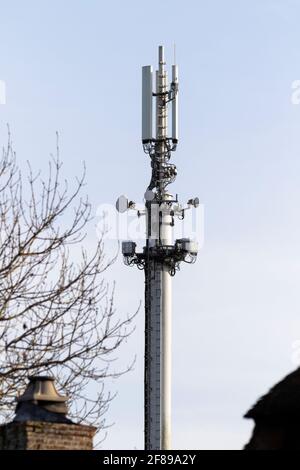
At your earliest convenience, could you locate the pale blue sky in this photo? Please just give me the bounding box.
[1,0,300,449]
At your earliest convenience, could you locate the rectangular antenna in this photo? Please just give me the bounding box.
[156,70,159,140]
[142,65,153,143]
[172,65,178,143]
[0,80,6,105]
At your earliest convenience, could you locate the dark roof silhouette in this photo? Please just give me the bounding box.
[245,367,300,420]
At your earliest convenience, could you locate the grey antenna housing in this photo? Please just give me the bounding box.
[144,189,155,201]
[171,65,178,143]
[142,66,153,143]
[116,195,129,213]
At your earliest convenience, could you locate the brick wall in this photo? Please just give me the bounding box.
[0,421,96,450]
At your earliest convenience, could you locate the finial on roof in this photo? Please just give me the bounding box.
[14,375,72,423]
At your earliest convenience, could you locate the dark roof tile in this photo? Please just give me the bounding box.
[245,368,300,420]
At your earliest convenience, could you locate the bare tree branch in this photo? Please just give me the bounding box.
[0,132,136,432]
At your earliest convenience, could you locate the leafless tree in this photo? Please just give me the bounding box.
[0,131,135,432]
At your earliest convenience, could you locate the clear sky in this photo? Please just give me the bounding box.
[1,0,300,449]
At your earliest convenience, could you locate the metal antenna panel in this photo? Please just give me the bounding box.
[142,66,153,143]
[172,65,178,143]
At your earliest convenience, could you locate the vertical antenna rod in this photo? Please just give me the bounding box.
[117,45,199,450]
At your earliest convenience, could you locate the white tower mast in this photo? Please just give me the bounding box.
[117,46,199,450]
